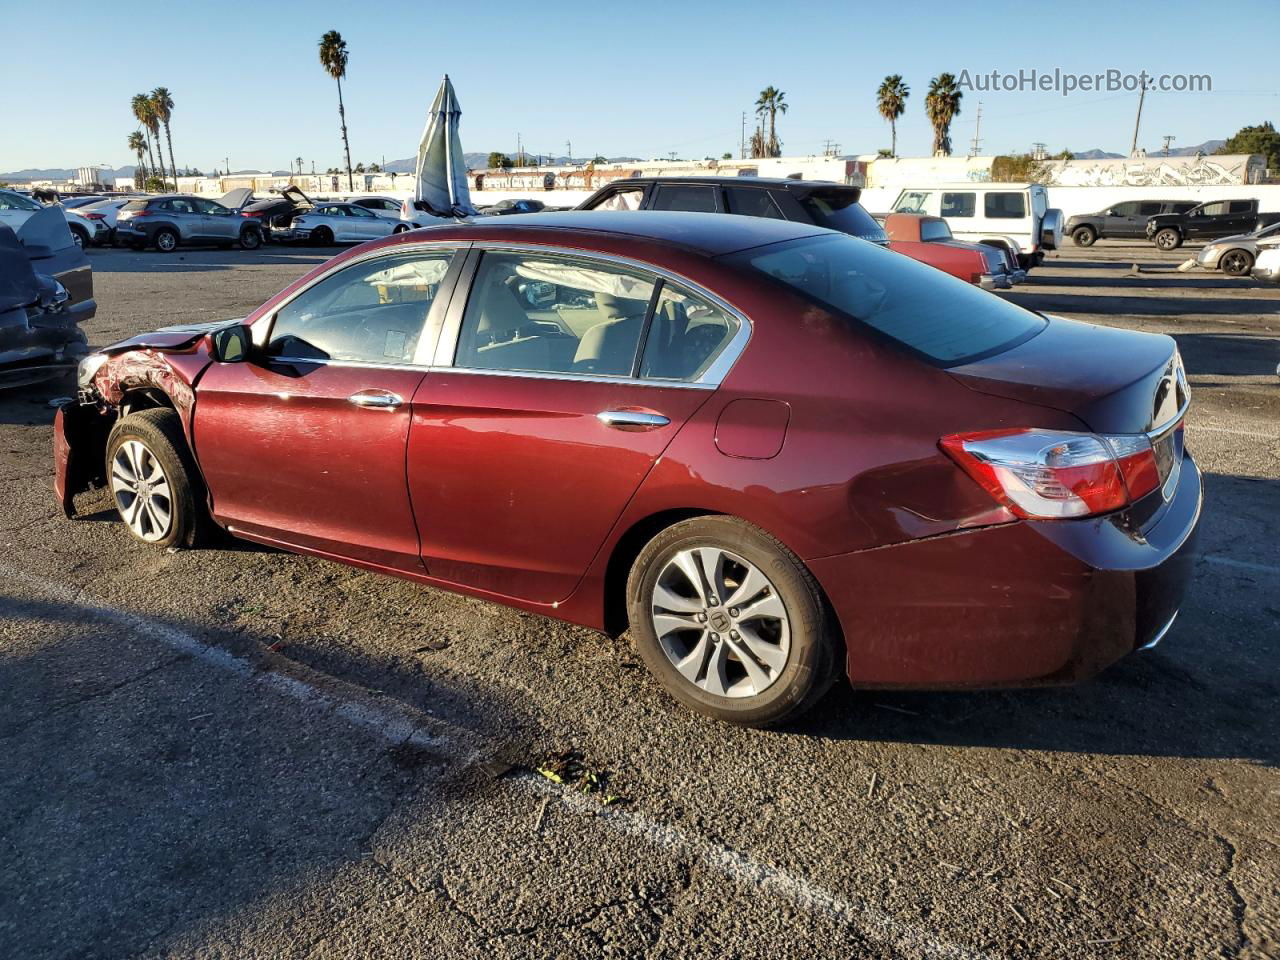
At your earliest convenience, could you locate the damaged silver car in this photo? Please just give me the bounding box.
[0,207,95,389]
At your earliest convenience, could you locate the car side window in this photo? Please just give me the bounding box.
[894,191,932,214]
[592,187,644,211]
[651,184,718,213]
[640,282,741,382]
[725,187,784,219]
[1137,202,1163,216]
[941,192,975,218]
[267,252,454,364]
[347,205,375,218]
[919,220,951,242]
[984,192,1026,219]
[454,251,656,377]
[1111,202,1137,216]
[1198,201,1227,217]
[1228,200,1253,214]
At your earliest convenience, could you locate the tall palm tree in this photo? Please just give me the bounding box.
[876,75,910,158]
[925,74,963,157]
[131,93,160,186]
[319,30,354,191]
[127,131,148,188]
[754,86,788,158]
[151,87,178,190]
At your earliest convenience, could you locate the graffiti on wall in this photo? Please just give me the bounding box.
[1046,155,1261,187]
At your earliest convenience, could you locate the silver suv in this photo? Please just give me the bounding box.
[114,195,263,252]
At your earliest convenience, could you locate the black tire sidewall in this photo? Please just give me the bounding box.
[1156,229,1180,250]
[105,409,202,549]
[314,227,333,245]
[239,227,262,250]
[1072,226,1095,247]
[626,516,834,726]
[1221,250,1253,275]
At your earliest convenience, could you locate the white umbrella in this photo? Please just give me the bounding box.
[411,75,477,218]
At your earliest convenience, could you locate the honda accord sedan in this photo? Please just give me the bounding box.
[55,212,1200,726]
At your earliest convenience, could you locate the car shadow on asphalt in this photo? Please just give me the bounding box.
[1005,289,1280,317]
[1174,332,1280,378]
[1027,273,1259,291]
[88,248,329,274]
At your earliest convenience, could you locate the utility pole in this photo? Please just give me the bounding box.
[741,111,747,159]
[969,102,984,157]
[1162,135,1175,156]
[517,132,523,166]
[1129,79,1149,156]
[565,139,572,164]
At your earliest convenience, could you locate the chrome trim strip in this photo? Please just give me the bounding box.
[426,365,715,390]
[1138,609,1178,651]
[269,356,430,373]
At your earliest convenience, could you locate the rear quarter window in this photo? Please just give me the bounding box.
[729,234,1045,366]
[984,192,1026,219]
[796,190,887,242]
[122,200,149,211]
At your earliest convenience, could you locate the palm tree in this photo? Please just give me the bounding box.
[127,131,148,188]
[319,30,354,191]
[876,75,910,157]
[754,86,787,158]
[151,87,178,190]
[925,74,963,157]
[131,93,160,187]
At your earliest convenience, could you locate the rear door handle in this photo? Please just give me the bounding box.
[597,410,670,429]
[349,390,403,410]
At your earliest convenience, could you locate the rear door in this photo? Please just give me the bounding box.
[345,204,385,239]
[193,245,464,569]
[1107,201,1140,238]
[406,246,745,603]
[193,198,239,240]
[1133,202,1164,238]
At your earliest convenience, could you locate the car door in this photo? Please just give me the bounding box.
[345,204,385,239]
[1107,202,1139,238]
[1184,201,1222,240]
[1135,202,1164,238]
[1224,200,1257,236]
[193,198,239,240]
[192,246,464,569]
[406,247,744,604]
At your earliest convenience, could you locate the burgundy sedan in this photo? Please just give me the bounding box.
[55,212,1200,726]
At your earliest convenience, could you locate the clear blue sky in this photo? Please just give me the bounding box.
[2,0,1276,173]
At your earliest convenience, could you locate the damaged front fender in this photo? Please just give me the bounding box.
[53,401,113,517]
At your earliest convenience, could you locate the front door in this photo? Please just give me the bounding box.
[407,248,744,604]
[193,246,462,569]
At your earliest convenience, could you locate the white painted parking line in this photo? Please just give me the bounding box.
[1201,556,1280,576]
[0,563,989,960]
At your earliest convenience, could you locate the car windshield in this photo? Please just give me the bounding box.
[0,190,43,211]
[728,234,1046,366]
[795,190,887,243]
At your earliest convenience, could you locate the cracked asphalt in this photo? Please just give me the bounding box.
[1,239,1277,959]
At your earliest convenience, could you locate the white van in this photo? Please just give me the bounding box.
[890,183,1064,270]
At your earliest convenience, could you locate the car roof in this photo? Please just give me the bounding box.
[412,210,828,256]
[610,176,851,193]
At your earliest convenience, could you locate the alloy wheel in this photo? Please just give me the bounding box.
[650,547,791,699]
[156,231,177,252]
[110,439,173,542]
[1221,251,1251,275]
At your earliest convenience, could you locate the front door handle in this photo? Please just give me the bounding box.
[597,410,670,429]
[349,390,403,410]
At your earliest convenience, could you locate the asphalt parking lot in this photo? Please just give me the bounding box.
[2,240,1278,959]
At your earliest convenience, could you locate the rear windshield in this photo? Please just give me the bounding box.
[122,200,150,211]
[728,234,1045,365]
[796,190,887,243]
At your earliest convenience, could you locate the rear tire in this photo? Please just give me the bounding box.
[393,224,410,234]
[626,516,837,727]
[1155,228,1181,251]
[105,408,210,550]
[238,226,262,250]
[1220,249,1254,276]
[312,226,333,246]
[154,228,179,253]
[1072,226,1096,247]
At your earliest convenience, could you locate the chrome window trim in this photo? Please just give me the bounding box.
[431,242,752,387]
[252,239,471,368]
[264,357,434,374]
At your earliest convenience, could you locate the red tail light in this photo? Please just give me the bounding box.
[83,212,106,220]
[241,210,266,217]
[940,428,1162,519]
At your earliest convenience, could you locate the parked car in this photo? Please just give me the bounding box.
[1146,198,1280,250]
[482,198,547,216]
[0,188,100,249]
[238,185,313,234]
[76,198,132,242]
[57,211,1198,726]
[280,202,401,244]
[1190,222,1280,276]
[1066,200,1197,246]
[578,176,889,246]
[64,208,112,248]
[891,184,1063,270]
[884,213,1023,289]
[1252,246,1280,283]
[115,195,264,252]
[1,212,94,389]
[350,196,407,220]
[60,195,109,210]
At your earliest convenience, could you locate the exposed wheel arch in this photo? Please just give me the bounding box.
[603,509,717,637]
[120,387,177,418]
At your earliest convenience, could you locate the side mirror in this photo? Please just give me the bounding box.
[210,324,252,363]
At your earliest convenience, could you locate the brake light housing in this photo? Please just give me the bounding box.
[940,428,1163,519]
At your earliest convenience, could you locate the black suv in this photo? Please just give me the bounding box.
[577,177,888,245]
[1066,200,1196,246]
[1146,198,1280,250]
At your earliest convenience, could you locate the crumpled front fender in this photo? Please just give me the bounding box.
[53,402,113,518]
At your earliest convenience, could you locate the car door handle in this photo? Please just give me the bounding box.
[349,390,403,410]
[597,410,670,429]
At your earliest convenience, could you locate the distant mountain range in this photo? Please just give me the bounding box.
[1070,139,1227,160]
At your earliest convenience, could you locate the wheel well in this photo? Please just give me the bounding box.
[602,508,717,637]
[120,387,176,418]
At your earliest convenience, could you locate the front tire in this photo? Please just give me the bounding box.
[1155,228,1181,251]
[1072,226,1096,247]
[106,409,209,549]
[69,226,88,249]
[626,516,837,726]
[1220,249,1254,276]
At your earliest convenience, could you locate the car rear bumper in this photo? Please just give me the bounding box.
[978,273,1012,291]
[809,453,1202,689]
